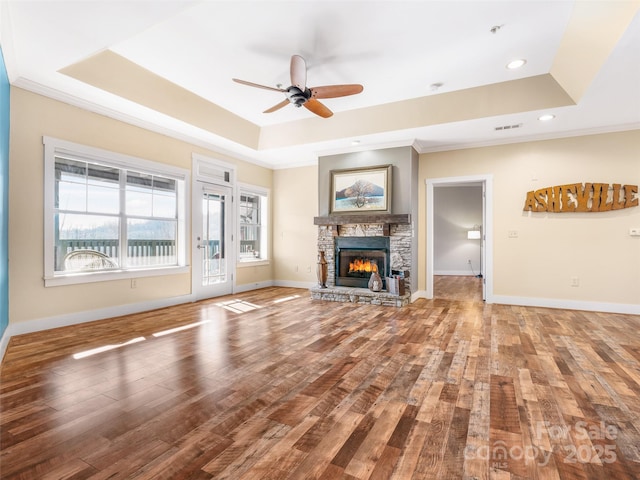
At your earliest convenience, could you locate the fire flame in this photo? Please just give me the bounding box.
[349,259,378,274]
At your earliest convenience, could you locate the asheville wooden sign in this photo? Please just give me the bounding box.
[523,183,638,213]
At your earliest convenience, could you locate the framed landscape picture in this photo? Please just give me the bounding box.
[330,165,392,214]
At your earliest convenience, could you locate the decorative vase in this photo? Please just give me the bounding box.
[368,271,382,292]
[317,250,328,288]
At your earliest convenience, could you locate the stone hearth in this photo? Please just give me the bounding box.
[310,285,410,306]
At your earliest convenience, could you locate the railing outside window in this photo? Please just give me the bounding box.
[57,239,177,271]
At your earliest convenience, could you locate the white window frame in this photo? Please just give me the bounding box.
[237,183,269,266]
[43,136,189,287]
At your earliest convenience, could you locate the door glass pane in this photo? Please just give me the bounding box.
[202,191,226,286]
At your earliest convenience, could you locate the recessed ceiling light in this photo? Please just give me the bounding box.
[429,82,443,91]
[506,59,527,69]
[538,114,555,121]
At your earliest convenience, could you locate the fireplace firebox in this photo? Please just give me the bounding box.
[335,236,390,288]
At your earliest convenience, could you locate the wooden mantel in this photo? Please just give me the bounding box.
[314,213,411,236]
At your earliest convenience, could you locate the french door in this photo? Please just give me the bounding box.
[192,181,234,299]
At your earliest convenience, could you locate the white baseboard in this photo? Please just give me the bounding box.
[411,290,428,302]
[491,295,640,315]
[0,328,12,364]
[234,280,274,293]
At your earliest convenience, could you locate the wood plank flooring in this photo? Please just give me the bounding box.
[2,283,640,479]
[434,275,483,302]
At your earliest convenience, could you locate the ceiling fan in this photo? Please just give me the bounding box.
[232,54,363,118]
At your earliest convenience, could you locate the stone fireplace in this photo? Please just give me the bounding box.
[310,214,412,306]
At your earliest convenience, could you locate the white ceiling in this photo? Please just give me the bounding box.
[1,1,639,168]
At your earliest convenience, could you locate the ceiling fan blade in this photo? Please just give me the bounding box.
[263,99,290,113]
[290,55,307,89]
[311,84,364,99]
[232,78,285,93]
[304,98,333,118]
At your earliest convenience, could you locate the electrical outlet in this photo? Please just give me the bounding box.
[467,259,471,264]
[570,277,579,287]
[508,230,518,238]
[131,278,137,289]
[630,228,640,236]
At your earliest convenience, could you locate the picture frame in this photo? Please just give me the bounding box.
[330,165,392,214]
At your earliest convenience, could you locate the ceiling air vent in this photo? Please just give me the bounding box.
[494,123,523,131]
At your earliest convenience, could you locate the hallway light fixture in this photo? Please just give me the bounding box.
[467,225,483,278]
[467,229,481,240]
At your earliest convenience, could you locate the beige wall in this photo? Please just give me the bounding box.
[272,165,318,286]
[9,87,272,325]
[419,130,640,307]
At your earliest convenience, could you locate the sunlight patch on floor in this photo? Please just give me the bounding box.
[72,336,146,359]
[273,294,301,304]
[215,299,261,313]
[152,320,212,337]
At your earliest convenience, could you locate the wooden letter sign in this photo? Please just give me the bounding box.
[523,183,638,213]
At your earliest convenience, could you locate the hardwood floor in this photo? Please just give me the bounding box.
[434,275,483,302]
[2,286,640,479]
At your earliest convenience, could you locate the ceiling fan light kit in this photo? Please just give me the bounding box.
[233,54,363,118]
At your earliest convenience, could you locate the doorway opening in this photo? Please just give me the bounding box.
[425,174,493,303]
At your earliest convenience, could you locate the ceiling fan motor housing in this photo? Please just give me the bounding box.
[286,86,312,107]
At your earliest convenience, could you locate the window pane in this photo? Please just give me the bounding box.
[240,225,262,258]
[57,181,86,211]
[240,194,259,224]
[87,164,120,214]
[87,164,119,186]
[127,219,177,267]
[56,158,86,183]
[56,158,86,210]
[153,176,176,193]
[126,190,152,216]
[126,172,153,217]
[87,185,120,214]
[127,171,153,190]
[239,190,266,262]
[55,213,119,272]
[126,172,177,218]
[153,177,177,217]
[153,192,176,218]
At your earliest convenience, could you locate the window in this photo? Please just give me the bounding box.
[44,137,188,286]
[238,185,268,263]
